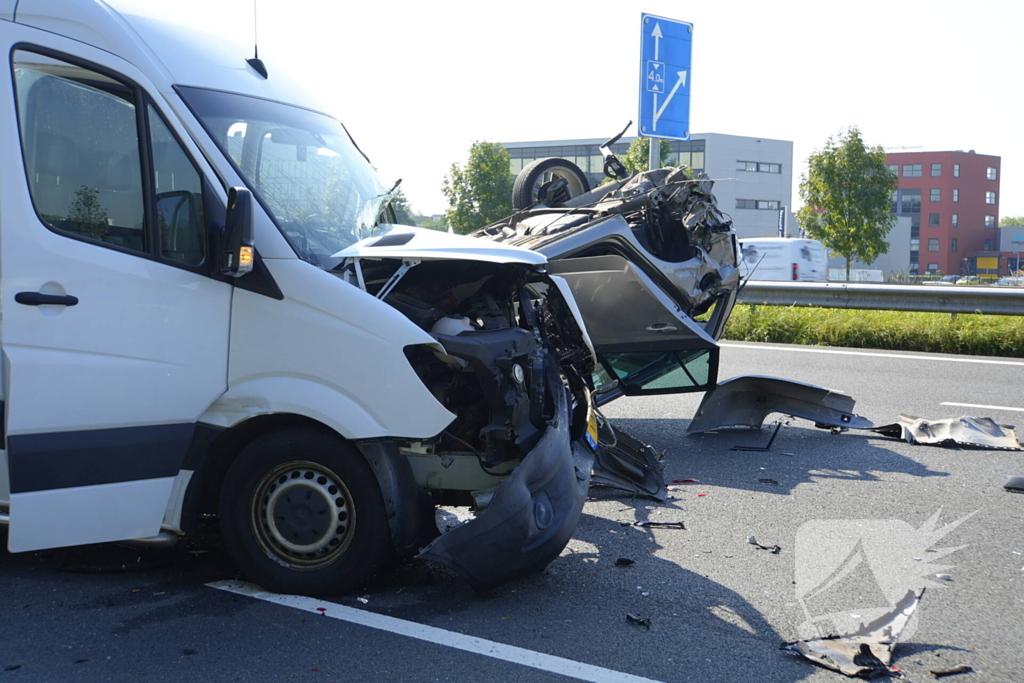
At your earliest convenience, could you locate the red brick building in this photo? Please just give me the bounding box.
[886,150,1001,274]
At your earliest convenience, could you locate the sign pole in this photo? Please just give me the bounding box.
[648,136,660,171]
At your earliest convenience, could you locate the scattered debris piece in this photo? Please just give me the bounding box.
[781,589,921,678]
[935,574,952,581]
[758,478,780,486]
[672,478,699,483]
[747,536,782,554]
[614,557,636,567]
[74,659,89,664]
[4,665,22,672]
[633,521,685,530]
[316,607,327,612]
[697,494,707,497]
[591,426,667,501]
[929,664,972,678]
[182,649,197,656]
[688,376,874,433]
[625,613,652,630]
[872,415,1021,450]
[357,596,370,604]
[1003,475,1024,492]
[731,421,785,452]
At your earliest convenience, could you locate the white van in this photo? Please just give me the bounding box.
[0,0,744,596]
[738,237,829,282]
[0,0,618,595]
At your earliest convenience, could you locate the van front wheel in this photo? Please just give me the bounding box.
[219,429,391,595]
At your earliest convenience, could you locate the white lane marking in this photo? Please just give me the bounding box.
[720,343,1024,367]
[209,581,665,683]
[941,402,1024,413]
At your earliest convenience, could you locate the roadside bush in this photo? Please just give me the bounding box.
[723,305,1024,358]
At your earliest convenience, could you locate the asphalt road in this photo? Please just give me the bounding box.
[2,341,1022,683]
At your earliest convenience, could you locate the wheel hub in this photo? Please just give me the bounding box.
[251,462,354,569]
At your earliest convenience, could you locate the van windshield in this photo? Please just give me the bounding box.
[178,87,390,269]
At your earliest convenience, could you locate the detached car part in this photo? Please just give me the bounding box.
[687,375,875,434]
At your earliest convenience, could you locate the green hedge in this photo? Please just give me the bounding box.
[723,305,1024,358]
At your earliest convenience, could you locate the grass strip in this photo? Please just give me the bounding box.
[723,305,1024,358]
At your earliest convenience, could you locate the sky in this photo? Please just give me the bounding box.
[130,0,1024,219]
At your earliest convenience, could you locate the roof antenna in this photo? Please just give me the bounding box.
[246,0,268,79]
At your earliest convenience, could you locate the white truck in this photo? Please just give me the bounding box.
[738,237,829,282]
[0,1,740,595]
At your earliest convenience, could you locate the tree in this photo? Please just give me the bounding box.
[1000,216,1024,228]
[67,185,109,239]
[388,188,414,225]
[622,137,673,174]
[797,127,898,281]
[419,215,448,232]
[442,142,514,234]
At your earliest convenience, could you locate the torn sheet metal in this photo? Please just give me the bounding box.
[872,415,1022,450]
[687,375,874,434]
[782,589,921,678]
[590,424,667,502]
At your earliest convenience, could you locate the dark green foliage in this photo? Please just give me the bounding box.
[442,142,514,234]
[724,305,1024,357]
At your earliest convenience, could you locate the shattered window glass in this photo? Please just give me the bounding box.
[601,349,714,394]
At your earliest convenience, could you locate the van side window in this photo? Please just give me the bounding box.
[14,52,146,251]
[149,106,206,266]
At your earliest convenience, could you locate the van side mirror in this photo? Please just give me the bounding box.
[222,187,255,277]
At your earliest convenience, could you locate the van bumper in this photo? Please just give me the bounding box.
[417,384,593,591]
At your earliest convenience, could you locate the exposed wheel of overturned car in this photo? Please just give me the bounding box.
[219,428,392,596]
[512,157,590,210]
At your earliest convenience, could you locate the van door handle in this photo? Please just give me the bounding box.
[646,323,677,333]
[15,292,79,306]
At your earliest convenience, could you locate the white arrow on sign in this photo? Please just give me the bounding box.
[651,23,662,60]
[652,70,687,132]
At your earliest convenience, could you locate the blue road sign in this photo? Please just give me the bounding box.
[638,14,692,141]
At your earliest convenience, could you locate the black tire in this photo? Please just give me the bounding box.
[219,428,392,596]
[512,157,591,210]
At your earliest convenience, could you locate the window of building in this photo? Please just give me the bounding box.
[910,238,920,249]
[985,215,995,228]
[986,167,997,181]
[953,163,960,177]
[927,263,939,272]
[952,213,958,227]
[928,213,940,227]
[931,163,942,177]
[930,188,941,202]
[736,199,780,210]
[952,189,959,202]
[985,191,996,204]
[984,239,996,251]
[927,238,939,252]
[899,189,921,215]
[736,161,781,174]
[951,238,958,253]
[903,164,922,178]
[886,164,898,176]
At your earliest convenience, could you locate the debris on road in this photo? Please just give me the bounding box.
[747,536,782,554]
[872,415,1022,450]
[614,557,636,567]
[1003,475,1024,492]
[633,521,685,530]
[929,664,972,678]
[625,613,652,630]
[688,376,874,434]
[591,426,667,502]
[935,574,952,581]
[758,478,780,486]
[782,589,921,678]
[672,478,699,483]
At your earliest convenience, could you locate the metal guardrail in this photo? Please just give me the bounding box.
[737,281,1024,316]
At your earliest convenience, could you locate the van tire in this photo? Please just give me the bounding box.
[219,428,391,596]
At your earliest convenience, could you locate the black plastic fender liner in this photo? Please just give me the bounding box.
[417,380,594,591]
[357,440,437,553]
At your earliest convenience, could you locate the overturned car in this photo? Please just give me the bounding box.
[333,143,740,591]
